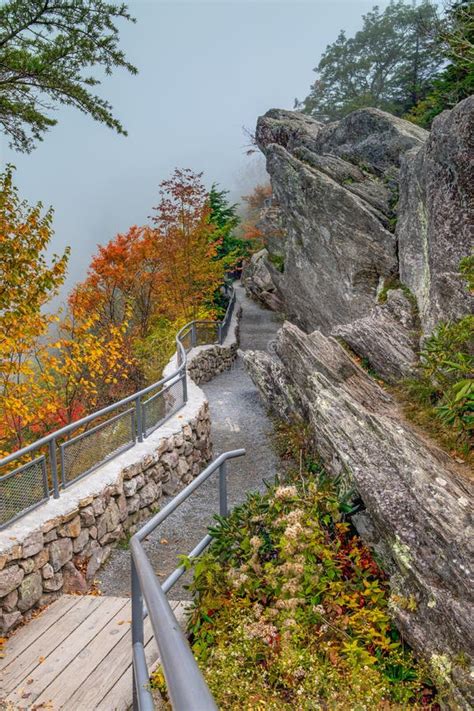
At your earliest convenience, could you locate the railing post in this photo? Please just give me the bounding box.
[49,438,60,499]
[191,322,197,348]
[135,395,144,442]
[131,557,144,711]
[219,461,228,517]
[182,371,188,404]
[218,321,223,345]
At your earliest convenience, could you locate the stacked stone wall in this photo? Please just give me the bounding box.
[0,298,243,633]
[0,406,211,633]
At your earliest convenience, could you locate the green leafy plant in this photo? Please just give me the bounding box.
[420,316,473,436]
[153,423,440,709]
[402,315,473,454]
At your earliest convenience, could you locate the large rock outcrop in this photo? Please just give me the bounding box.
[257,197,286,258]
[241,249,283,312]
[332,289,420,383]
[243,323,474,708]
[397,96,474,334]
[250,99,473,381]
[255,107,427,333]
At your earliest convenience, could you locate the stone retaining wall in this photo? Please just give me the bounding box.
[0,300,240,634]
[188,307,241,384]
[0,405,211,633]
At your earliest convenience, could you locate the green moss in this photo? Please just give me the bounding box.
[268,252,285,273]
[377,277,417,312]
[392,536,413,571]
[459,254,474,292]
[116,532,131,550]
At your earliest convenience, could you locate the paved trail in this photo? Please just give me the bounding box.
[98,285,282,599]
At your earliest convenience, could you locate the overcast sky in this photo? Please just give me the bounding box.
[1,0,392,299]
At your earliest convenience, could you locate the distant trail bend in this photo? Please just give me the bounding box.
[98,283,282,599]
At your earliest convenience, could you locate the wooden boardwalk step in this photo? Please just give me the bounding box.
[0,595,190,710]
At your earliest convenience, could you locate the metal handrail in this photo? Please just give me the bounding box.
[131,448,246,711]
[175,284,236,365]
[0,286,236,529]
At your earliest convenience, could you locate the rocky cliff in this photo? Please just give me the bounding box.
[242,97,473,706]
[243,328,473,708]
[243,97,472,358]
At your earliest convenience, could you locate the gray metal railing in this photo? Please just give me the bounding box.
[0,286,236,530]
[131,448,246,711]
[176,283,236,366]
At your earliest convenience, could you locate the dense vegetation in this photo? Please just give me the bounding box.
[406,1,474,127]
[300,0,473,127]
[386,260,474,461]
[151,424,440,709]
[0,0,137,152]
[0,166,255,458]
[400,313,473,460]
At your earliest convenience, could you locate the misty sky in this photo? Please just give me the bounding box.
[1,0,392,299]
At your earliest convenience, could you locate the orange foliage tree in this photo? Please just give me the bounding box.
[151,168,224,322]
[71,225,161,339]
[0,167,131,455]
[239,183,273,248]
[75,169,227,382]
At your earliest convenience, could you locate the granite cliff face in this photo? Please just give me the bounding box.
[244,99,472,350]
[250,107,427,334]
[397,96,474,334]
[242,97,474,707]
[242,325,473,708]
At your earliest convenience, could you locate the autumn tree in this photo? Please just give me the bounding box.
[71,225,164,386]
[0,0,137,152]
[44,295,133,428]
[0,165,68,450]
[73,169,233,383]
[238,183,272,249]
[151,168,224,323]
[0,166,131,455]
[71,226,161,338]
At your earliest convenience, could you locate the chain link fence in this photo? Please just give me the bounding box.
[59,408,136,487]
[0,456,49,527]
[0,285,236,529]
[142,374,185,437]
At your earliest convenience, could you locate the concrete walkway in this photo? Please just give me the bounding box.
[98,284,282,599]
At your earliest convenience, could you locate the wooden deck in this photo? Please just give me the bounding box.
[0,595,188,710]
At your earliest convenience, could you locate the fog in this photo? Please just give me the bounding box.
[1,0,391,299]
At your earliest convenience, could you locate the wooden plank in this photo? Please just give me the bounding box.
[67,600,181,710]
[95,630,160,711]
[5,596,127,708]
[34,601,133,708]
[0,595,80,672]
[66,613,154,710]
[1,595,103,694]
[94,600,184,711]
